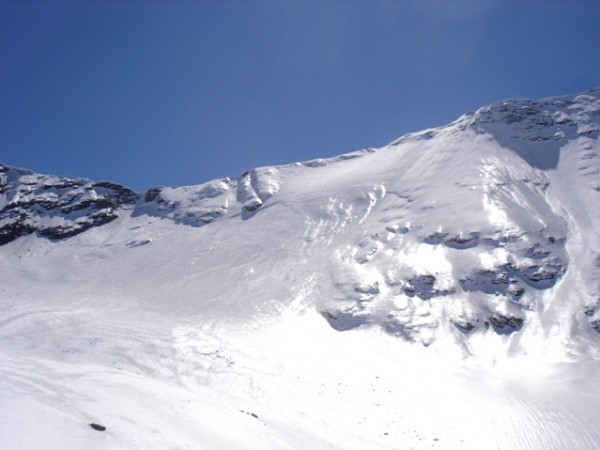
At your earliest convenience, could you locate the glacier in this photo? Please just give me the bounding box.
[1,88,599,449]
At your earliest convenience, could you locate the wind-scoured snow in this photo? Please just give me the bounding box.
[1,88,600,449]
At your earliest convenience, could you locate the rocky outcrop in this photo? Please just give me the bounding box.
[487,314,524,333]
[585,307,600,333]
[138,180,233,226]
[0,164,138,245]
[403,275,454,300]
[0,163,287,244]
[137,167,282,225]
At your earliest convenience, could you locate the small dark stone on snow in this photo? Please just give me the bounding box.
[239,409,259,419]
[89,423,106,431]
[454,321,475,332]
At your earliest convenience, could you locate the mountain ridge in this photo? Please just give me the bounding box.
[2,87,600,350]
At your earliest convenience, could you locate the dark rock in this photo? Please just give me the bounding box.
[321,310,368,331]
[403,275,453,300]
[0,222,37,245]
[240,410,259,419]
[509,287,525,298]
[423,232,448,245]
[454,321,476,333]
[481,232,525,248]
[93,181,139,204]
[144,187,162,203]
[445,233,479,249]
[89,423,106,431]
[459,269,512,296]
[60,198,117,214]
[519,260,565,288]
[525,245,551,259]
[243,199,263,212]
[385,225,410,234]
[586,308,600,333]
[0,165,139,245]
[126,239,151,248]
[488,314,524,333]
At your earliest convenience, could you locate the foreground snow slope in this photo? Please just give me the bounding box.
[1,88,600,449]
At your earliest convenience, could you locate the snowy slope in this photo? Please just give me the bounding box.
[1,88,600,449]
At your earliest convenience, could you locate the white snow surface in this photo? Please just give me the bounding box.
[1,88,600,449]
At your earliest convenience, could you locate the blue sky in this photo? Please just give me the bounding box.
[1,0,599,191]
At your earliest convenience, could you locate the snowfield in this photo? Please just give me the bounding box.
[1,88,600,449]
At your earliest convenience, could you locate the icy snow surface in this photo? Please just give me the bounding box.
[1,88,600,449]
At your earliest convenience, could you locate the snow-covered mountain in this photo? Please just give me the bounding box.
[1,88,600,449]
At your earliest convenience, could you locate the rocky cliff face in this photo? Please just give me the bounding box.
[0,165,138,245]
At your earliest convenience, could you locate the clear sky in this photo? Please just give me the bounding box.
[1,0,599,191]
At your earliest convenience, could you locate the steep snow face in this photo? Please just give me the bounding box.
[308,88,600,351]
[1,89,599,353]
